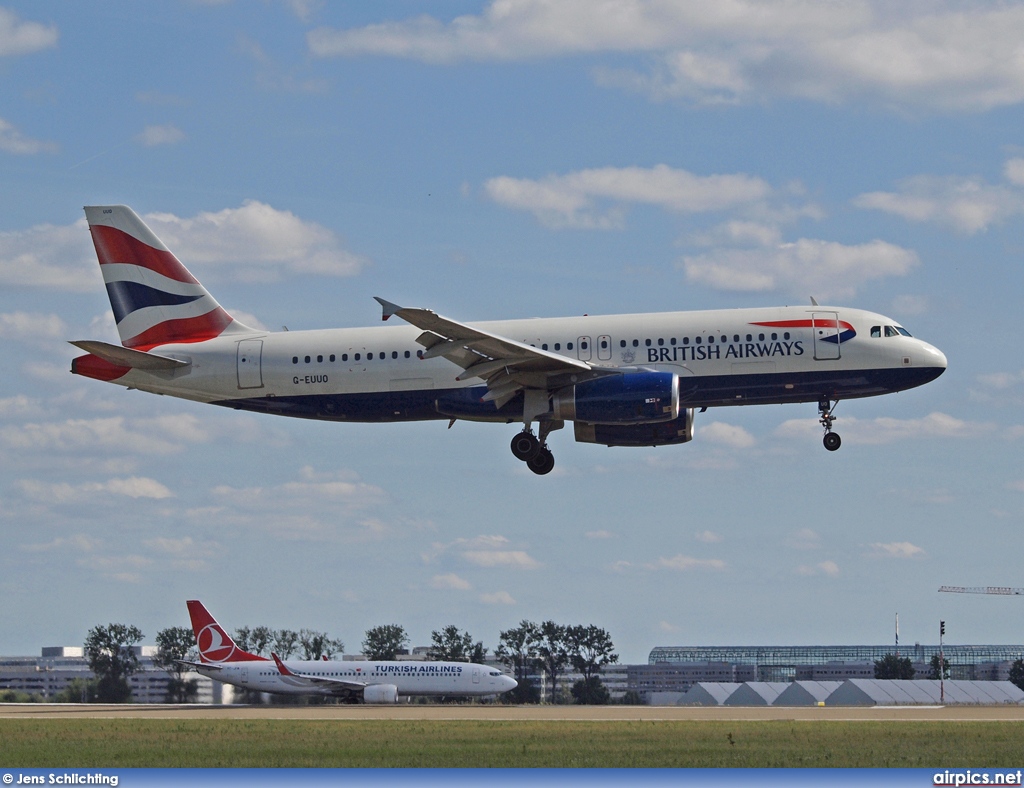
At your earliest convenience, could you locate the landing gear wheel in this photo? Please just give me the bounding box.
[527,447,555,475]
[823,432,842,452]
[817,398,841,452]
[511,431,541,461]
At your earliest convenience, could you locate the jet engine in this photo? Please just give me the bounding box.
[574,407,695,447]
[552,371,678,424]
[362,684,399,704]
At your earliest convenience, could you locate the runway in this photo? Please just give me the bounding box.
[3,703,1024,721]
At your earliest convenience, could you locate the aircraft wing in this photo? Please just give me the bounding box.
[272,653,366,692]
[375,297,597,408]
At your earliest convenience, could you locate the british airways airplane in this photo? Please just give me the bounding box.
[180,600,517,702]
[71,205,947,474]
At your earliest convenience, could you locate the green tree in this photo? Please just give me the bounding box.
[571,676,611,705]
[234,626,274,656]
[1009,659,1024,692]
[273,629,300,659]
[928,654,951,680]
[54,678,97,703]
[536,621,569,704]
[428,625,485,663]
[874,653,915,679]
[299,629,344,661]
[494,620,541,704]
[565,624,618,705]
[153,626,199,703]
[362,624,409,660]
[84,623,144,703]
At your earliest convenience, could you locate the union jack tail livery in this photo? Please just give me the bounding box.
[84,205,252,350]
[186,599,268,664]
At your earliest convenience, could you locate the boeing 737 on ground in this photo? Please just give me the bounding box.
[180,600,517,702]
[71,205,947,474]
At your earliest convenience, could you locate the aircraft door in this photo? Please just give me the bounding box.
[597,335,612,361]
[577,336,592,361]
[241,666,249,685]
[237,340,264,389]
[473,667,480,684]
[812,312,841,360]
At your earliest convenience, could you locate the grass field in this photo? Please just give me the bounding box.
[2,719,1022,767]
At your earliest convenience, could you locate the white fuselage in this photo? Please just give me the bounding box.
[106,305,947,422]
[197,658,515,698]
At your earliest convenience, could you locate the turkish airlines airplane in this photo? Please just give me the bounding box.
[181,600,517,702]
[71,205,947,474]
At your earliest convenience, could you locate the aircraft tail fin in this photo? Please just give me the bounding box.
[186,600,268,663]
[84,205,254,350]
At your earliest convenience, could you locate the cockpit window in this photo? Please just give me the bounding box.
[884,326,899,337]
[871,326,881,338]
[896,326,912,337]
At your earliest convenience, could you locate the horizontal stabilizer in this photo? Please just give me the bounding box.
[69,340,189,371]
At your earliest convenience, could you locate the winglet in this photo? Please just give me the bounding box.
[272,652,297,677]
[810,296,819,306]
[374,297,403,322]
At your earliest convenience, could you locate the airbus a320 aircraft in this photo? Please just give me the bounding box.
[180,600,517,702]
[71,205,947,474]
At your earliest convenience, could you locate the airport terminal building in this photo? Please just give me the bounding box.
[642,644,1024,685]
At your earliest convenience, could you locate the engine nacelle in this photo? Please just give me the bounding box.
[362,684,399,704]
[574,408,695,447]
[552,371,679,425]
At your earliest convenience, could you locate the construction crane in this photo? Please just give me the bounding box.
[939,586,1024,595]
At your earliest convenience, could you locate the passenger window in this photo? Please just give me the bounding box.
[619,340,626,348]
[733,335,740,342]
[392,351,398,359]
[670,338,676,345]
[708,336,715,344]
[567,342,573,350]
[354,353,361,361]
[304,356,310,363]
[317,355,323,363]
[758,334,765,341]
[601,339,608,349]
[746,334,752,342]
[292,357,298,364]
[683,337,689,345]
[330,354,335,362]
[695,336,702,345]
[555,343,561,350]
[542,344,548,350]
[342,353,348,361]
[404,351,410,358]
[657,338,664,346]
[645,339,652,347]
[632,339,639,347]
[871,326,881,338]
[771,333,777,341]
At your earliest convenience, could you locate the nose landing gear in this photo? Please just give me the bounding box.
[819,399,841,451]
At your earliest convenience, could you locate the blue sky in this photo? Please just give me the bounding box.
[2,1,1024,665]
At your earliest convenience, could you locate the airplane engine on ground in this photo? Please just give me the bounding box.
[362,684,399,704]
[573,407,695,447]
[552,371,679,425]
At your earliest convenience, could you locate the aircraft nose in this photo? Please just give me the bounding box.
[922,343,948,371]
[503,675,518,691]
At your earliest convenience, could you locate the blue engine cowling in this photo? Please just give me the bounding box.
[552,371,679,424]
[574,408,695,447]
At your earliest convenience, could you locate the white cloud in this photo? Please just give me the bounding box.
[649,554,726,571]
[681,238,919,300]
[796,560,840,577]
[307,2,1024,112]
[17,476,173,503]
[21,534,98,553]
[1008,480,1024,493]
[0,312,66,340]
[694,530,722,544]
[586,529,614,539]
[0,415,208,456]
[1006,158,1024,186]
[430,573,472,590]
[853,175,1024,234]
[0,395,41,419]
[424,534,542,570]
[0,117,58,155]
[480,590,516,605]
[867,541,925,559]
[485,165,770,229]
[787,528,821,551]
[0,202,368,291]
[0,8,58,57]
[135,124,185,147]
[698,421,756,449]
[776,412,993,445]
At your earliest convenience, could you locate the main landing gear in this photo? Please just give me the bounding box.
[510,424,557,475]
[818,398,841,451]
